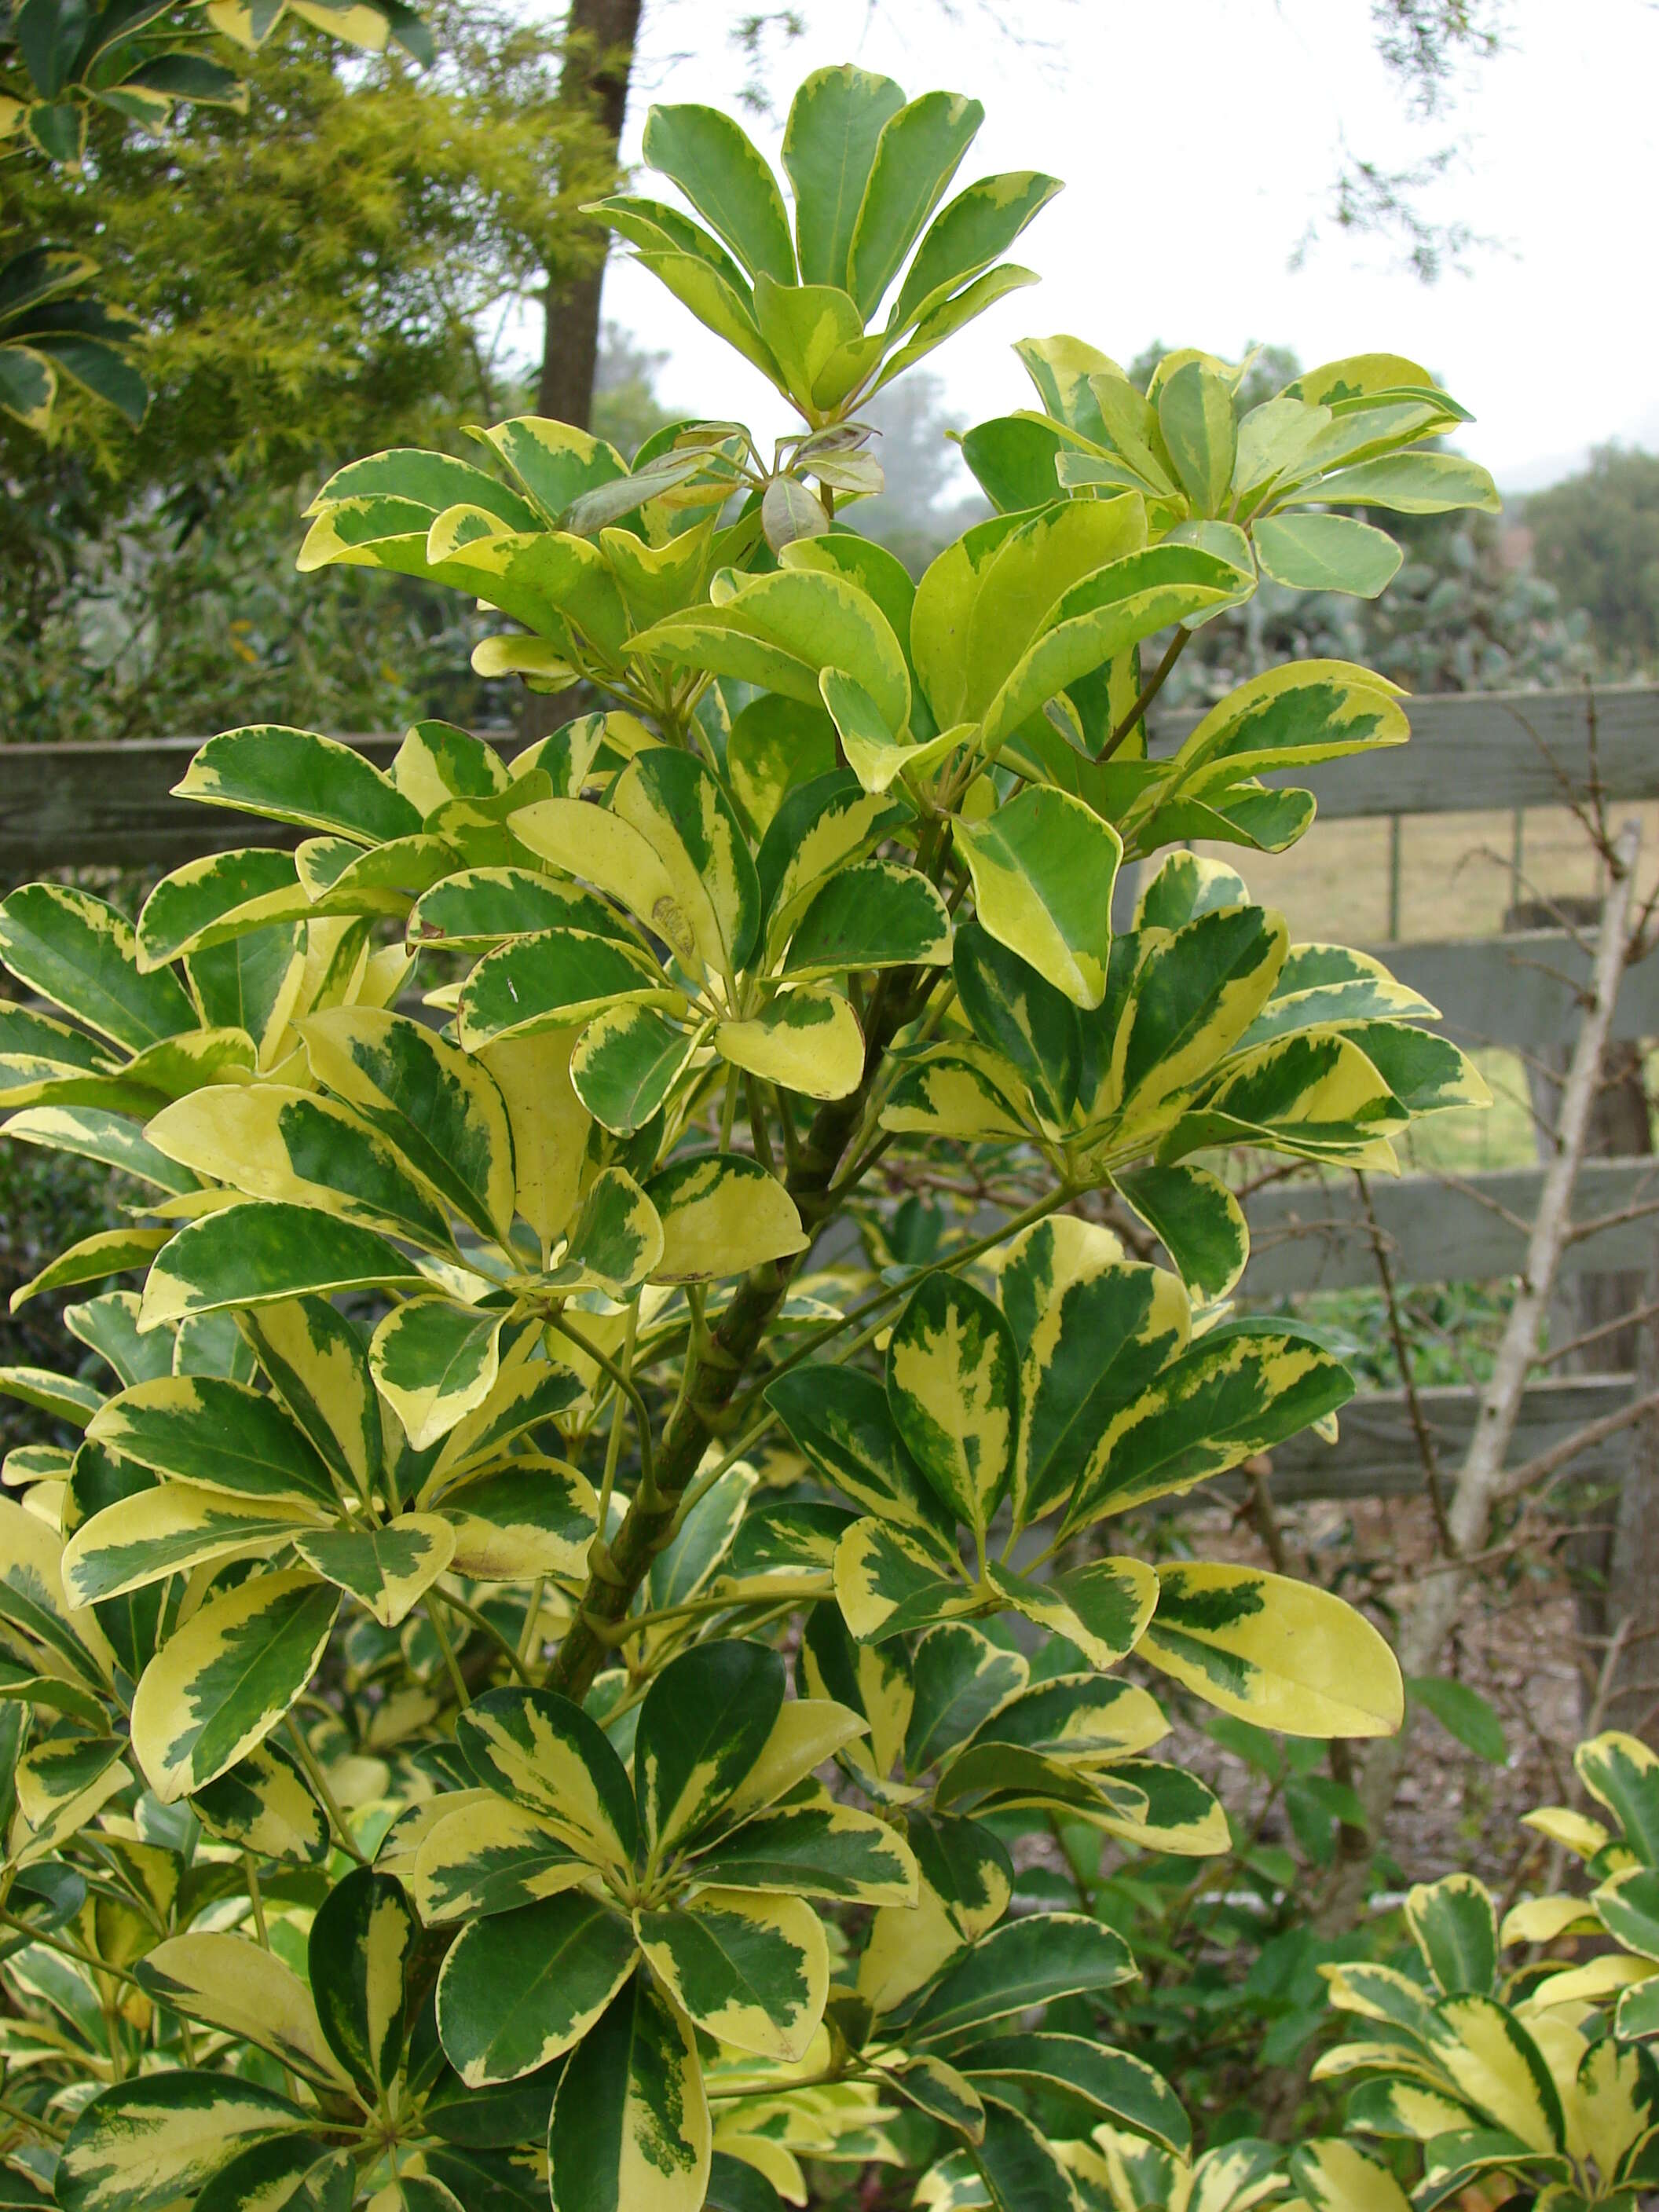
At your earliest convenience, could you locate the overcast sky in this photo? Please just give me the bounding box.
[586,0,1658,498]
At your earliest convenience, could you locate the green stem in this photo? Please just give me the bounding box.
[666,1409,779,1537]
[0,2095,64,2141]
[0,1908,150,1998]
[717,1063,740,1148]
[595,1578,825,1649]
[593,1302,639,1537]
[551,1312,655,1500]
[285,1718,368,1865]
[244,1852,270,1947]
[437,1585,533,1686]
[545,964,935,1701]
[426,1598,472,1708]
[1099,624,1192,763]
[744,1072,778,1176]
[518,1577,546,1669]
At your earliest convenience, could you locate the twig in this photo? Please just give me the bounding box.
[1534,1295,1659,1371]
[1503,1380,1659,1503]
[1357,1170,1455,1554]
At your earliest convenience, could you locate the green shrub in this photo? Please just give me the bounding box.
[0,63,1505,2212]
[1298,1730,1659,2210]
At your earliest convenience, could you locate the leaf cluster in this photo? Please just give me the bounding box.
[0,61,1515,2212]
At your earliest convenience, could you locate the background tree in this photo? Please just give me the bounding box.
[1526,444,1659,674]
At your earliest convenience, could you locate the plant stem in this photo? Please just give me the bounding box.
[551,1310,655,1500]
[1099,624,1192,763]
[244,1851,270,1947]
[0,1909,149,1998]
[426,1597,472,1708]
[285,1717,368,1865]
[593,1578,825,1647]
[546,965,933,1701]
[437,1584,533,1685]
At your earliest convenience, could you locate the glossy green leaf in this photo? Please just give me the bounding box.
[887,1273,1019,1544]
[892,170,1063,332]
[1115,1163,1248,1306]
[1254,511,1402,597]
[146,1084,456,1253]
[1406,1676,1507,1766]
[437,1891,637,2087]
[725,694,839,837]
[848,90,983,318]
[782,859,951,980]
[0,884,196,1053]
[130,1569,340,1800]
[632,569,910,738]
[782,65,906,288]
[1064,1318,1353,1529]
[438,1456,598,1584]
[954,788,1120,1010]
[189,1738,328,1865]
[299,1006,515,1243]
[407,867,635,955]
[691,1790,918,1905]
[961,2034,1189,2155]
[293,1513,456,1628]
[716,985,864,1100]
[904,1622,1027,1774]
[458,930,681,1049]
[645,1152,808,1281]
[87,1374,340,1508]
[239,1295,382,1503]
[547,1971,709,2212]
[834,1515,974,1643]
[637,1886,826,2061]
[612,746,762,980]
[61,1485,320,1604]
[176,727,423,844]
[135,849,310,966]
[1577,1730,1659,1863]
[953,921,1080,1127]
[903,1911,1136,2041]
[635,1639,784,1859]
[57,2073,312,2212]
[643,103,795,284]
[1006,1226,1188,1526]
[1138,1562,1402,1738]
[307,1866,416,2099]
[1404,1873,1499,1997]
[766,1364,958,1549]
[458,1686,639,1870]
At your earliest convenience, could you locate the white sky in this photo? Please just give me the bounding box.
[582,0,1659,497]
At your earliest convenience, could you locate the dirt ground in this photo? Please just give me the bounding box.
[1181,1490,1587,1892]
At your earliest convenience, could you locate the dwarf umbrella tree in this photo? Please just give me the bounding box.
[0,64,1502,2212]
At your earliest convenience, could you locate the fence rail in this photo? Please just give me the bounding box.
[4,686,1658,875]
[1243,1157,1659,1298]
[5,687,1659,1525]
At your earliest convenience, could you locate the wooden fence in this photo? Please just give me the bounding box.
[5,684,1659,1517]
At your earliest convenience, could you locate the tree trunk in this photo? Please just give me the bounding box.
[538,0,643,430]
[518,0,643,749]
[1316,831,1642,1933]
[1509,896,1656,1736]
